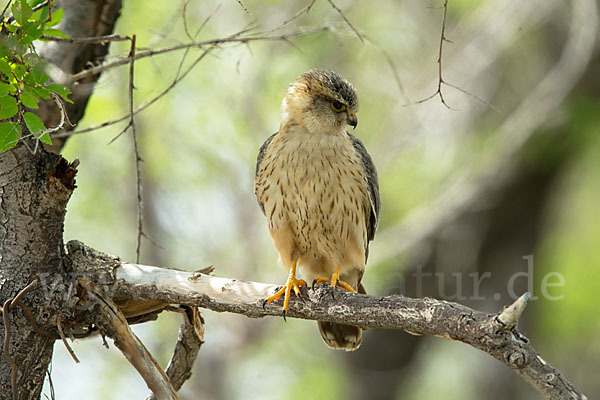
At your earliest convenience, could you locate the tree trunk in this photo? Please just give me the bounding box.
[0,145,75,399]
[0,1,122,398]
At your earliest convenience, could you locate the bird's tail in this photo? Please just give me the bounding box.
[317,282,365,351]
[318,321,362,351]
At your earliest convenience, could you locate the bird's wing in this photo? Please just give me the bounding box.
[349,133,381,243]
[254,132,278,215]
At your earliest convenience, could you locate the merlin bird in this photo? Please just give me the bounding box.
[254,69,381,351]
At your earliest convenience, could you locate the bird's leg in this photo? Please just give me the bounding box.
[262,260,306,321]
[312,266,357,299]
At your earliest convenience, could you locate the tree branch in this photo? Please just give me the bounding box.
[147,306,204,400]
[64,240,585,400]
[85,282,180,400]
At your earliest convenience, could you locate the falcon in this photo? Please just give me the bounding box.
[254,69,381,351]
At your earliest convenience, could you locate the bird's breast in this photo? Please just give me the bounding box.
[255,131,369,267]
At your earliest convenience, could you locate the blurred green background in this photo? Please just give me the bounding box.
[41,0,600,399]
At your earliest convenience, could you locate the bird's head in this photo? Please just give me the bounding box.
[281,69,359,135]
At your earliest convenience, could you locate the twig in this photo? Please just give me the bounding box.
[265,0,317,34]
[0,0,13,21]
[12,299,56,338]
[84,281,180,400]
[54,46,214,138]
[182,0,194,41]
[46,363,55,400]
[405,0,498,110]
[40,34,131,44]
[56,318,80,364]
[1,279,40,400]
[327,0,363,42]
[2,299,17,400]
[363,35,409,102]
[4,0,49,23]
[374,0,598,265]
[10,93,70,151]
[57,24,328,139]
[410,0,453,109]
[236,0,250,14]
[70,26,330,82]
[127,35,144,265]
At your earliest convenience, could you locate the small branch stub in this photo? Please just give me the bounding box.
[497,292,531,327]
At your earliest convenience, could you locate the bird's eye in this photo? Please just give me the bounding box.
[331,101,346,112]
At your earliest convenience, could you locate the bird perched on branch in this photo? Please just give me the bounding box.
[254,69,381,351]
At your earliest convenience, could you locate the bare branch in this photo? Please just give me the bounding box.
[85,282,180,400]
[408,0,453,109]
[327,0,364,43]
[373,0,598,265]
[40,34,130,44]
[69,26,330,83]
[147,306,204,400]
[56,318,80,364]
[1,279,41,400]
[127,35,144,265]
[2,299,17,400]
[405,0,495,110]
[265,0,317,34]
[64,240,587,400]
[54,47,214,139]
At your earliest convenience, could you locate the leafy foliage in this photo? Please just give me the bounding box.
[0,0,71,152]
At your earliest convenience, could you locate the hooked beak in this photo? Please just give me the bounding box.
[347,113,358,129]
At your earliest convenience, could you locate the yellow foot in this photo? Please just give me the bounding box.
[262,260,306,321]
[311,266,356,299]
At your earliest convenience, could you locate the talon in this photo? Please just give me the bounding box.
[262,299,268,309]
[262,260,304,320]
[312,276,330,290]
[316,266,357,300]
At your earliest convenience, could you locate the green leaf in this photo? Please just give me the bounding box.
[0,121,21,152]
[13,64,26,80]
[20,89,38,108]
[28,85,50,99]
[37,131,51,144]
[46,83,73,103]
[0,59,12,77]
[30,8,43,22]
[48,8,63,27]
[23,21,44,41]
[0,83,9,96]
[24,111,44,132]
[24,112,51,145]
[42,28,69,38]
[11,0,33,25]
[24,65,49,86]
[0,95,18,119]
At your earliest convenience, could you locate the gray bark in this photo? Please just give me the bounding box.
[0,145,74,400]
